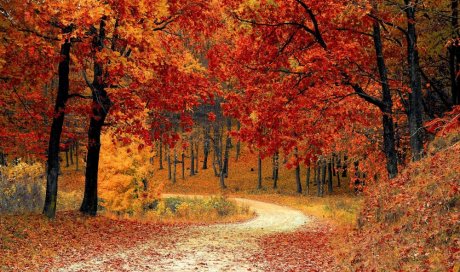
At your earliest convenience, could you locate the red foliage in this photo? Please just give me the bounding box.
[0,211,188,270]
[257,219,339,271]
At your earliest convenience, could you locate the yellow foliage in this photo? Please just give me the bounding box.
[98,133,162,214]
[0,162,44,182]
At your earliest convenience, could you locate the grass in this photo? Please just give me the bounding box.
[140,196,254,224]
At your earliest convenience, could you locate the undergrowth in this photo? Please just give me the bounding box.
[340,132,460,271]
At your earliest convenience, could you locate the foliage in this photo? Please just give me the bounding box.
[0,162,45,213]
[98,133,161,215]
[146,196,252,222]
[0,211,181,271]
[342,132,460,271]
[256,219,338,272]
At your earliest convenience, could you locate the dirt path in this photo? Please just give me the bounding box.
[57,197,309,272]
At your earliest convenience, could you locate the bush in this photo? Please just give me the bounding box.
[0,162,45,213]
[145,196,251,222]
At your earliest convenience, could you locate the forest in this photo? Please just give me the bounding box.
[0,0,459,271]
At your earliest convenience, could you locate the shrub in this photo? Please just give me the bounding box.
[145,196,251,222]
[98,134,161,215]
[0,162,45,213]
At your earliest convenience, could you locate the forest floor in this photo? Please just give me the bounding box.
[1,197,339,271]
[55,198,338,272]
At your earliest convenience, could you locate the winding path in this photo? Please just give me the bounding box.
[58,197,309,272]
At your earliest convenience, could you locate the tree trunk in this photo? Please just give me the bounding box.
[80,19,112,216]
[195,142,199,173]
[404,1,424,161]
[190,142,195,176]
[69,144,74,165]
[65,150,69,167]
[167,147,172,180]
[203,125,210,169]
[327,158,333,194]
[273,152,279,189]
[450,0,460,105]
[181,152,185,180]
[75,140,79,171]
[320,159,326,197]
[235,121,241,161]
[371,2,399,178]
[342,154,348,177]
[159,142,164,170]
[305,166,310,195]
[172,149,177,183]
[43,39,71,218]
[213,124,226,189]
[223,119,232,178]
[294,148,302,194]
[257,154,262,189]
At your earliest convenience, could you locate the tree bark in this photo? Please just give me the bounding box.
[450,0,460,105]
[65,150,69,167]
[213,124,226,189]
[294,148,302,194]
[257,154,262,189]
[306,166,310,195]
[159,142,164,170]
[167,147,172,180]
[172,149,177,183]
[194,142,199,173]
[43,39,71,218]
[327,158,333,194]
[69,143,74,165]
[404,0,425,161]
[235,121,241,161]
[273,152,279,189]
[203,125,210,169]
[190,142,195,176]
[181,152,185,180]
[80,19,112,216]
[223,119,232,178]
[75,140,79,171]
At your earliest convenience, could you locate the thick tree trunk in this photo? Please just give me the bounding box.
[370,2,399,178]
[305,166,310,195]
[80,19,112,216]
[450,0,460,105]
[404,1,424,161]
[43,39,71,219]
[203,126,210,169]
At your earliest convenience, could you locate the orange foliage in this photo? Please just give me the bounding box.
[343,133,460,270]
